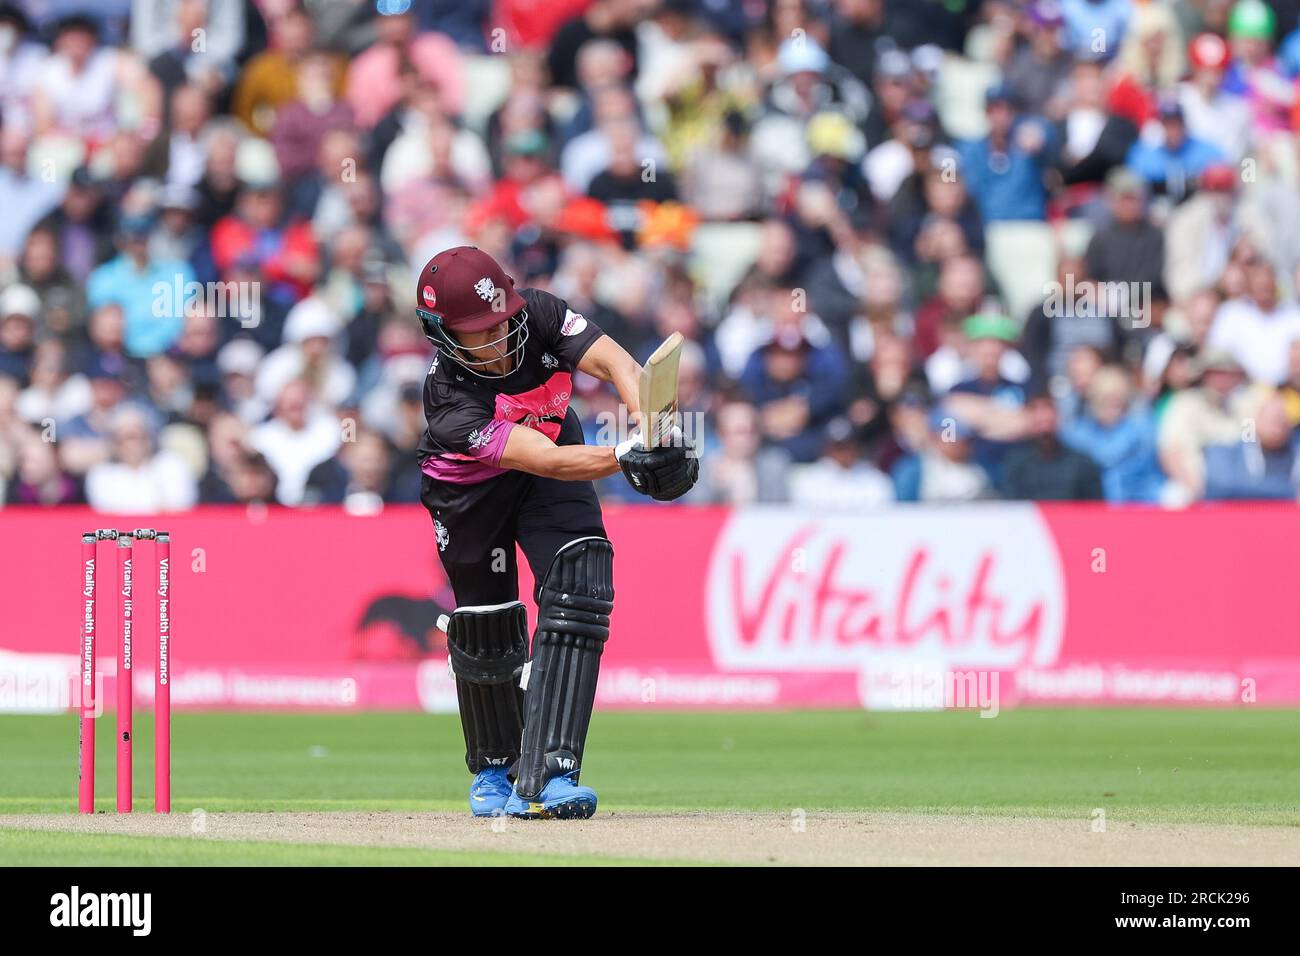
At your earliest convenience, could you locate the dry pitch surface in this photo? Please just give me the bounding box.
[7,811,1299,866]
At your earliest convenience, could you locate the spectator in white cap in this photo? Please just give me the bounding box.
[255,295,356,408]
[773,35,870,123]
[210,136,321,303]
[150,180,204,264]
[216,337,266,424]
[0,283,41,381]
[0,282,41,319]
[752,35,870,185]
[1157,347,1252,503]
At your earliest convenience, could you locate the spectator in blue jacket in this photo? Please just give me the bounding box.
[739,323,849,464]
[1280,13,1300,77]
[87,212,194,358]
[1060,0,1132,59]
[0,127,65,260]
[1061,364,1165,502]
[1204,395,1300,499]
[956,84,1052,222]
[1126,100,1224,202]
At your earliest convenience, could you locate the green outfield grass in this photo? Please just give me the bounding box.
[1,709,1297,864]
[0,828,677,866]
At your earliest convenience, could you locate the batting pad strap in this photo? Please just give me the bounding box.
[536,536,615,640]
[446,601,528,685]
[537,590,612,640]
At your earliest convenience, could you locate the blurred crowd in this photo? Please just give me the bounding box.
[2,0,1300,513]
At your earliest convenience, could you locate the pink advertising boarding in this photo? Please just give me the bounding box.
[3,504,1297,714]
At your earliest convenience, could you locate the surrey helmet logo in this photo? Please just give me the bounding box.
[434,519,450,552]
[474,277,497,302]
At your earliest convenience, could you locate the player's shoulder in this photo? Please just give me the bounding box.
[423,349,449,390]
[520,286,566,321]
[423,351,491,411]
[521,287,594,340]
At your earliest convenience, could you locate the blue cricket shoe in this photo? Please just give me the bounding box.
[504,773,597,820]
[469,766,512,817]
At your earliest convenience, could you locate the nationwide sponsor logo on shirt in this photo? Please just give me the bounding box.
[493,373,573,442]
[467,420,500,450]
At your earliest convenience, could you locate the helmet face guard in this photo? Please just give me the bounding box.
[417,306,529,380]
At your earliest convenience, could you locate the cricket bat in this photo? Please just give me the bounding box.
[638,332,684,449]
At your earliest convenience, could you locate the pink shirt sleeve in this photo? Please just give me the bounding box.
[474,419,515,468]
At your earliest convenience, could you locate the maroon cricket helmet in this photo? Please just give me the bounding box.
[413,246,526,339]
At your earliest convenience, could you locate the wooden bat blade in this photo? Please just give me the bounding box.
[639,332,684,449]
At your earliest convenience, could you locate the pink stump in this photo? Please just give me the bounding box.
[78,532,97,813]
[155,532,171,813]
[117,535,133,812]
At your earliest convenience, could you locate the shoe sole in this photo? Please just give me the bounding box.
[507,797,597,820]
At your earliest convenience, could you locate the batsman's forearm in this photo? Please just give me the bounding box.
[500,424,621,480]
[611,360,643,422]
[554,445,621,480]
[535,445,621,481]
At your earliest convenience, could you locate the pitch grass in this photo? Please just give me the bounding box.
[1,709,1296,864]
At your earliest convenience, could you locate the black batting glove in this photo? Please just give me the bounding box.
[615,426,700,501]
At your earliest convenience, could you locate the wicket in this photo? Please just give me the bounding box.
[78,529,172,814]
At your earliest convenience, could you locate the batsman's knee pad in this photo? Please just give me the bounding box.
[443,601,528,773]
[515,536,614,800]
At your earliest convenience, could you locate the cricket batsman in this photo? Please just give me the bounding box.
[413,246,698,819]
